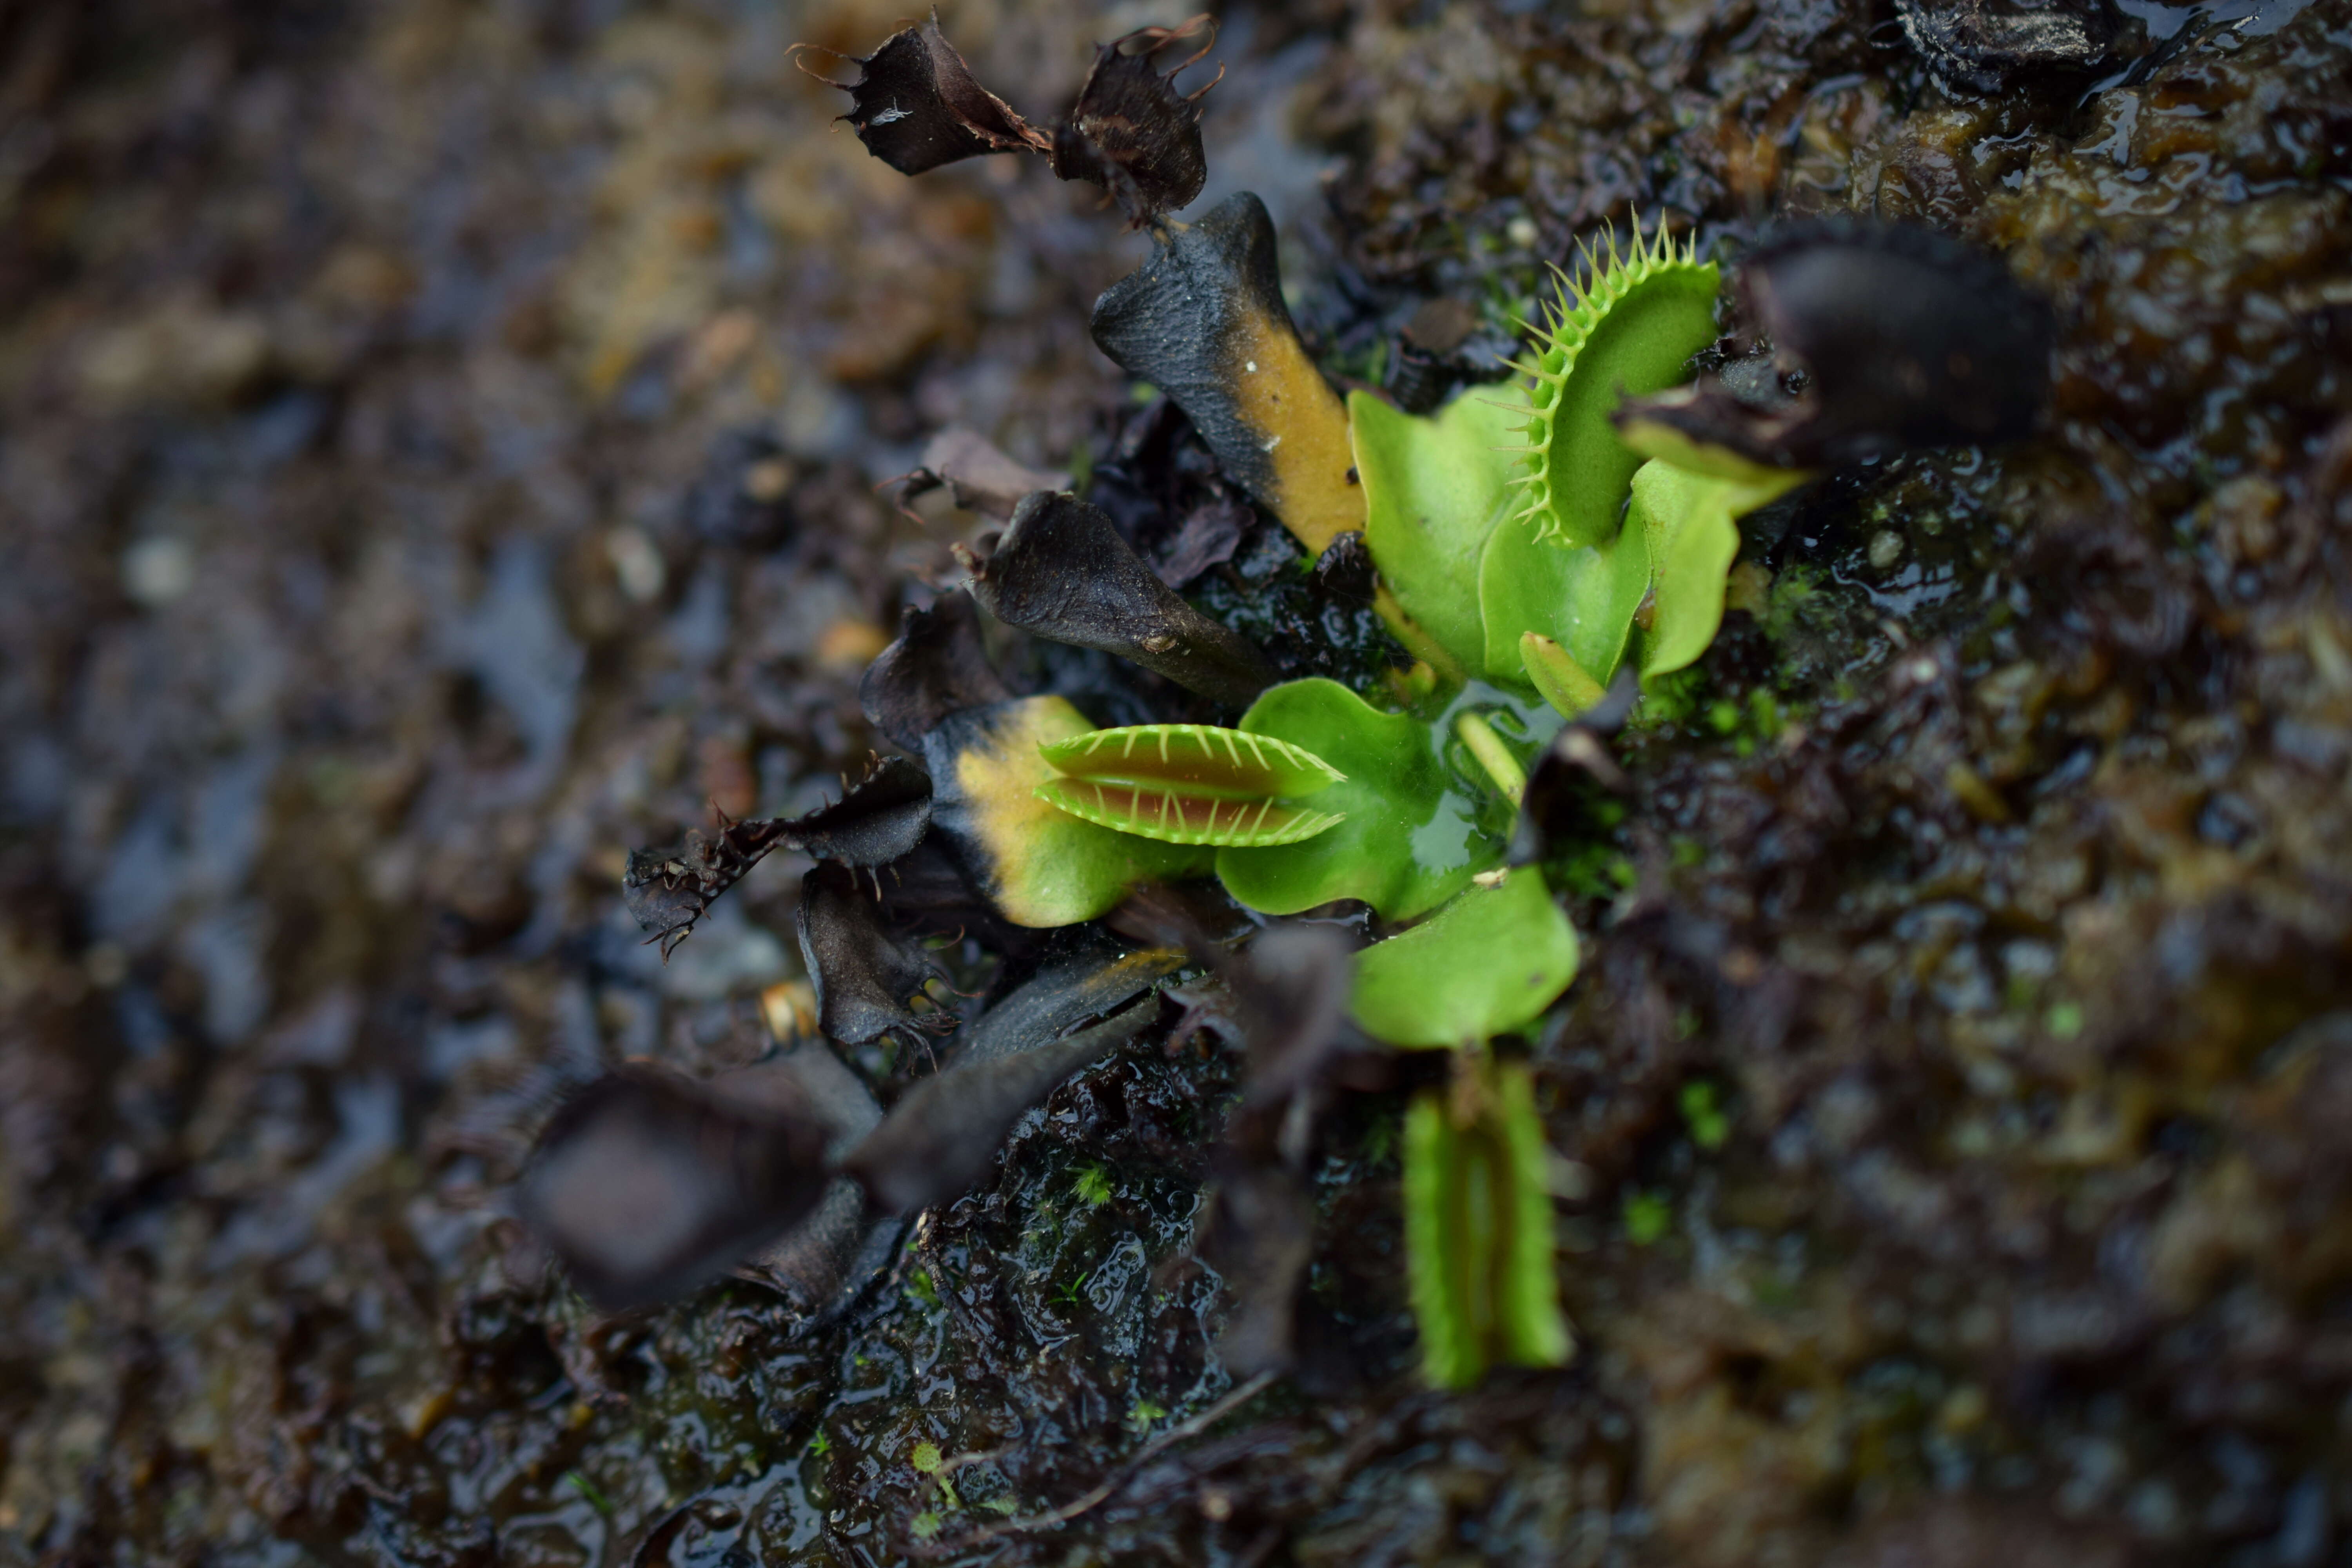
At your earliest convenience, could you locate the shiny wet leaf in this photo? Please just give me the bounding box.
[1348,871,1578,1049]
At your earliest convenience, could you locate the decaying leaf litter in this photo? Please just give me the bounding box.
[2,2,2350,1566]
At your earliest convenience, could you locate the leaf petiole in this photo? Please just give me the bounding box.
[1454,711,1527,806]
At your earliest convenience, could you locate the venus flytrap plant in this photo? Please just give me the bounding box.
[1029,219,1789,1385]
[577,17,2061,1455]
[1343,221,1819,721]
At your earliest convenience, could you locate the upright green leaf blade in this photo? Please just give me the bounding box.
[1348,872,1579,1049]
[1404,1089,1487,1390]
[1350,385,1528,675]
[1494,1062,1572,1368]
[1633,458,1809,680]
[1476,500,1652,691]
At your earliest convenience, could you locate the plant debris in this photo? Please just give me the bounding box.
[897,428,1070,523]
[622,755,933,954]
[964,490,1275,707]
[1092,193,1369,556]
[816,9,1221,227]
[795,862,949,1047]
[842,997,1163,1214]
[860,590,1017,753]
[1049,17,1222,227]
[1617,219,2054,468]
[517,1066,837,1311]
[527,947,1185,1306]
[821,9,1049,176]
[731,1043,898,1316]
[1893,0,2117,97]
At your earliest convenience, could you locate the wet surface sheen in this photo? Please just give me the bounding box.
[3,1,2351,1565]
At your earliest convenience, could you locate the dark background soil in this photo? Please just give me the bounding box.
[3,0,2349,1564]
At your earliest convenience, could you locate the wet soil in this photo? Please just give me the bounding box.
[3,1,2350,1565]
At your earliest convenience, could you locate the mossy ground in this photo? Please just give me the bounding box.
[2,2,2349,1565]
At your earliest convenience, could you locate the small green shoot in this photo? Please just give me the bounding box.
[1624,1189,1673,1245]
[1521,632,1608,718]
[1073,1163,1114,1207]
[563,1470,613,1517]
[1455,711,1528,806]
[1679,1080,1730,1151]
[1051,1270,1091,1310]
[910,1441,942,1475]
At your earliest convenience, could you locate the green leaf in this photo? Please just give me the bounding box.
[1634,458,1810,680]
[1350,385,1527,673]
[1614,412,1813,487]
[925,697,1213,928]
[1214,679,1497,921]
[1348,871,1579,1049]
[1679,1080,1730,1151]
[1494,1063,1573,1368]
[1404,1060,1572,1390]
[1475,496,1652,691]
[1404,1090,1481,1390]
[1034,722,1347,847]
[1624,1189,1673,1245]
